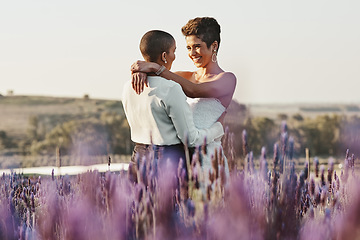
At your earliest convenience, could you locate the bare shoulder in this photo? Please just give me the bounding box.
[213,72,237,87]
[174,71,194,80]
[218,71,237,81]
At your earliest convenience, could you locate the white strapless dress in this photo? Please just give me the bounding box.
[187,98,230,182]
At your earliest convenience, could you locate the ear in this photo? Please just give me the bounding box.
[161,52,167,62]
[212,41,219,52]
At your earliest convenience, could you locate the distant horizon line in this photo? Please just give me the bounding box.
[1,92,360,106]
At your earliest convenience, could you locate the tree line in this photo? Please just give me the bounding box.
[1,103,360,160]
[228,113,360,159]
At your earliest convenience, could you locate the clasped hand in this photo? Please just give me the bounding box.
[130,61,151,95]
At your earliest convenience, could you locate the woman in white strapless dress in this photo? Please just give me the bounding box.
[187,98,230,181]
[131,17,236,181]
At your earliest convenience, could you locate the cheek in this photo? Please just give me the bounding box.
[202,50,211,58]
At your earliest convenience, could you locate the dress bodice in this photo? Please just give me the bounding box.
[187,98,226,129]
[187,97,229,183]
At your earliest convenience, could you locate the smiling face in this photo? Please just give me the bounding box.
[186,35,214,68]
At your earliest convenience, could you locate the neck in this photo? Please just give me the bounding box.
[196,62,221,80]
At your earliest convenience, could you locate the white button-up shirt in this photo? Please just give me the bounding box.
[122,76,224,147]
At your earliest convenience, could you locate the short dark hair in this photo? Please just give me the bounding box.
[181,17,221,50]
[140,30,175,62]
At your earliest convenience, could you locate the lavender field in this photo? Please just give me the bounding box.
[1,125,360,240]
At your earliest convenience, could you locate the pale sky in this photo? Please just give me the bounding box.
[1,0,359,104]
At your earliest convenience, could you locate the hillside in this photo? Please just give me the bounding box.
[1,95,360,163]
[0,95,249,140]
[247,103,360,119]
[0,95,124,139]
[2,95,360,141]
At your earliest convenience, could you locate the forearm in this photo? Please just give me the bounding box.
[167,86,224,147]
[160,69,216,98]
[132,60,223,98]
[173,115,224,147]
[161,70,197,97]
[149,62,162,73]
[186,122,224,147]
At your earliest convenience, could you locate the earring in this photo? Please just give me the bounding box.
[164,59,167,64]
[212,50,217,63]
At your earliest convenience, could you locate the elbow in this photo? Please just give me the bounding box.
[183,88,197,98]
[187,91,197,98]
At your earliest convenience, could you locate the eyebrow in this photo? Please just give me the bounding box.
[187,43,202,47]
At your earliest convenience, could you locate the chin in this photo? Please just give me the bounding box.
[193,62,202,67]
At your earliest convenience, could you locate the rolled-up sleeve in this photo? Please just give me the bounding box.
[164,84,224,147]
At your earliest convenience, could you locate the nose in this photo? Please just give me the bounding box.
[189,47,196,57]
